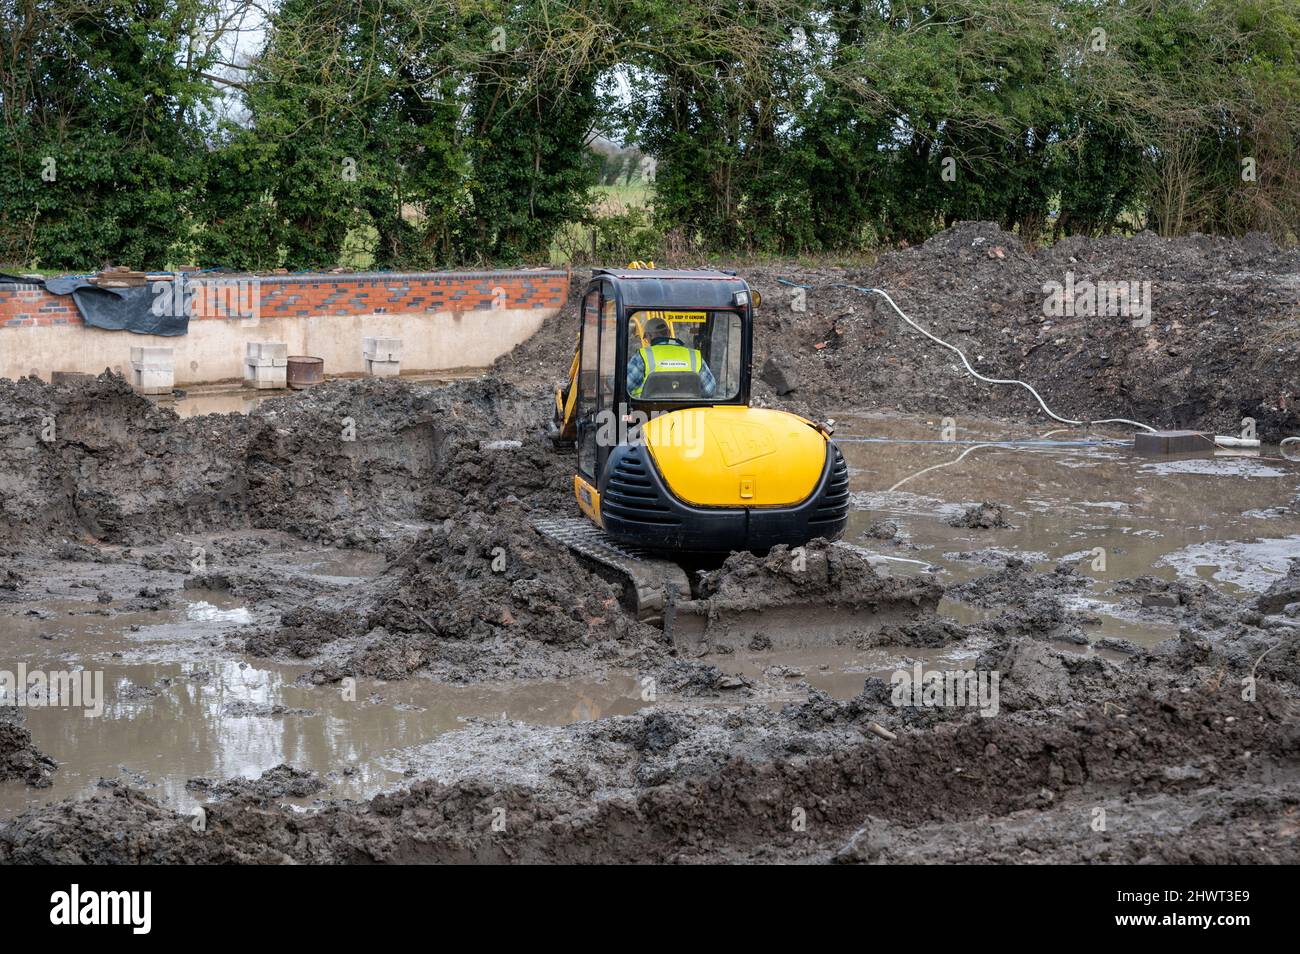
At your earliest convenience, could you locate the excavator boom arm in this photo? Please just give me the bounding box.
[552,335,580,445]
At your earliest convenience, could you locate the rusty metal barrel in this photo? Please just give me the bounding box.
[286,355,324,389]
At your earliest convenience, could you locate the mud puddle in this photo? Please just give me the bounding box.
[272,548,388,584]
[692,411,1296,683]
[3,589,257,665]
[707,644,985,700]
[835,413,1300,645]
[0,647,644,819]
[1,530,650,818]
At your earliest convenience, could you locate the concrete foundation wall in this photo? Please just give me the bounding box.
[0,270,568,385]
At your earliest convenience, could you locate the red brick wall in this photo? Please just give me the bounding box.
[0,270,570,328]
[0,285,79,327]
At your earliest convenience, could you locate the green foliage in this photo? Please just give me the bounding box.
[0,0,218,270]
[2,0,1298,272]
[592,205,664,263]
[460,3,603,264]
[628,0,1300,249]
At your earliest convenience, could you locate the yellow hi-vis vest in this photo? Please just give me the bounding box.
[631,343,701,397]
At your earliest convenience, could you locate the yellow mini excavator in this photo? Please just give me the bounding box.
[533,265,942,649]
[546,264,848,554]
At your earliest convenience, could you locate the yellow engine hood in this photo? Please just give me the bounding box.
[642,406,828,507]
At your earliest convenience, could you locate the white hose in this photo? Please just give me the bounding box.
[842,284,1158,433]
[888,442,1005,492]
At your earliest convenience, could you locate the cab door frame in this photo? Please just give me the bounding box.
[593,278,622,483]
[575,283,602,481]
[576,278,624,484]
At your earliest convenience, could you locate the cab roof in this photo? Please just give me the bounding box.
[590,268,750,310]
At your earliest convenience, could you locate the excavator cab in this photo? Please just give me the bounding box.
[552,266,848,553]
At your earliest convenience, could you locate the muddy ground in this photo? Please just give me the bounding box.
[0,223,1297,864]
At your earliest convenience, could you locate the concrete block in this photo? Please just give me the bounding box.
[244,341,288,388]
[244,363,287,389]
[130,367,174,395]
[1133,430,1213,456]
[363,336,402,361]
[244,341,288,367]
[129,346,174,394]
[365,357,401,377]
[130,346,173,371]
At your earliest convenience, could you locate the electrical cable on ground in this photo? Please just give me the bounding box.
[833,437,1120,447]
[778,279,1158,433]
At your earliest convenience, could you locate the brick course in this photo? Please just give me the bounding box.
[0,271,569,329]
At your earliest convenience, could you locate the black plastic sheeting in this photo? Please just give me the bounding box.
[0,273,190,336]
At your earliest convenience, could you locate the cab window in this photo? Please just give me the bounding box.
[626,309,742,402]
[599,293,618,410]
[576,289,600,477]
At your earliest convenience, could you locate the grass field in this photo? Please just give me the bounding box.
[549,180,655,266]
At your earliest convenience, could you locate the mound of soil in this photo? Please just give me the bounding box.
[187,764,325,802]
[743,223,1300,440]
[949,558,1087,608]
[514,223,1300,440]
[0,708,56,788]
[947,501,1012,529]
[0,373,246,545]
[264,503,666,683]
[0,372,567,549]
[697,540,942,615]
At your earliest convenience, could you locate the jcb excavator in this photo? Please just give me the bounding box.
[536,265,854,645]
[549,264,848,551]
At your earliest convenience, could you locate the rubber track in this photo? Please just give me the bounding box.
[532,517,692,622]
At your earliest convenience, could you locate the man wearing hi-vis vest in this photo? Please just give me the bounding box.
[627,317,718,399]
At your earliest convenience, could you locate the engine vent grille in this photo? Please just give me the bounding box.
[602,446,681,526]
[808,445,850,526]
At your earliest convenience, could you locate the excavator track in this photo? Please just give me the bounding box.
[531,518,691,625]
[533,517,943,651]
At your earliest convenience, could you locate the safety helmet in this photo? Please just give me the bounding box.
[643,317,672,341]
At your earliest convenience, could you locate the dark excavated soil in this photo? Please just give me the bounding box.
[0,372,564,549]
[498,222,1300,441]
[0,708,57,788]
[1,681,1294,864]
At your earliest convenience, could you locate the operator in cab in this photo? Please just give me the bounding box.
[627,316,717,399]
